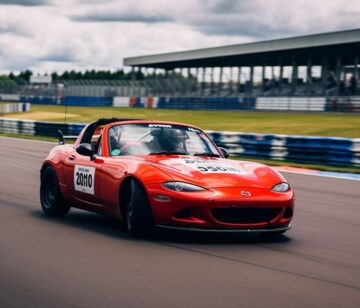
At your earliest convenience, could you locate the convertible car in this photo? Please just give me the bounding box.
[40,118,294,237]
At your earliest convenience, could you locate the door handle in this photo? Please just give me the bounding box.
[69,154,76,160]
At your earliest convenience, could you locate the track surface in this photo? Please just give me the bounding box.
[0,137,359,307]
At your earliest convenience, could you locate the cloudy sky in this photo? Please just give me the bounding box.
[0,0,359,74]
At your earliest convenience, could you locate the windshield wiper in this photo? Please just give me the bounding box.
[149,151,188,155]
[194,152,221,157]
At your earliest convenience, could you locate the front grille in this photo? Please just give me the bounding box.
[211,208,281,224]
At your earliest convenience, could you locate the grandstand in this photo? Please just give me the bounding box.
[124,29,360,97]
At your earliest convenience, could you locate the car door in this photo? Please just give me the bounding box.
[63,146,104,206]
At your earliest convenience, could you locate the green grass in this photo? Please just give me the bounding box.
[2,105,360,137]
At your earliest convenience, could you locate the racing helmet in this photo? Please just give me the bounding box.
[159,128,188,151]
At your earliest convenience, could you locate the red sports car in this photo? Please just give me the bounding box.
[40,118,294,237]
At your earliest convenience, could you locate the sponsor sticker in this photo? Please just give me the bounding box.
[74,165,95,194]
[176,158,247,175]
[148,124,172,128]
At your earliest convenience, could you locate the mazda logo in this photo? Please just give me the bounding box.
[240,191,251,197]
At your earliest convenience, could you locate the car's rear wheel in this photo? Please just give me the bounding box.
[126,179,154,237]
[40,166,70,216]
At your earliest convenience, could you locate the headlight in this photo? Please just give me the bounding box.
[272,182,290,192]
[162,181,207,192]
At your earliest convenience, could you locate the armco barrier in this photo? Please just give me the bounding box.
[0,103,30,114]
[0,118,359,166]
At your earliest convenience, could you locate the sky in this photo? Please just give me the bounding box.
[0,0,359,74]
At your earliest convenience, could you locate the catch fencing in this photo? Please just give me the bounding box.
[0,118,359,166]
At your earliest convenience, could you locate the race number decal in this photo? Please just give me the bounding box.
[179,158,246,175]
[74,165,95,194]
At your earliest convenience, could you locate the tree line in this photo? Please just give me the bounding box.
[0,69,192,86]
[0,69,147,84]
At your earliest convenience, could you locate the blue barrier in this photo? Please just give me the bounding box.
[157,97,256,110]
[20,96,113,107]
[0,118,359,166]
[63,96,112,106]
[21,96,59,105]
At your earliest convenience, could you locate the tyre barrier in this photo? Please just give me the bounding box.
[206,131,360,166]
[0,118,359,166]
[0,118,85,137]
[0,103,30,114]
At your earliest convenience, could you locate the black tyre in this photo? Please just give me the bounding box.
[126,179,154,237]
[40,166,70,216]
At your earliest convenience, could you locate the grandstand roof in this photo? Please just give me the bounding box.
[124,29,360,69]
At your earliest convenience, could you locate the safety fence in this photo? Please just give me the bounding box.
[0,118,359,166]
[7,94,359,112]
[0,103,30,114]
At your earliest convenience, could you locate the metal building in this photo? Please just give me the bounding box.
[124,29,360,97]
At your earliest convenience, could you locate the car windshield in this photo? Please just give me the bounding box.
[108,123,220,157]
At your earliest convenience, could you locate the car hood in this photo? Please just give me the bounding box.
[144,155,283,189]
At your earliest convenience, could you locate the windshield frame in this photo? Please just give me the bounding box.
[103,121,222,158]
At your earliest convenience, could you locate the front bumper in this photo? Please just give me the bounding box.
[147,184,295,231]
[156,224,291,233]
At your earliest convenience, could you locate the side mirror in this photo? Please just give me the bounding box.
[76,143,95,160]
[219,147,229,158]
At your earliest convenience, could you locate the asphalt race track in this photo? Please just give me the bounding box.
[0,137,359,308]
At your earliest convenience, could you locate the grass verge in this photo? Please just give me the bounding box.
[2,105,360,137]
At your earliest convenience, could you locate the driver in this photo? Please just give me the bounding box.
[158,128,188,152]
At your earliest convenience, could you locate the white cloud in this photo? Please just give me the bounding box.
[0,0,359,74]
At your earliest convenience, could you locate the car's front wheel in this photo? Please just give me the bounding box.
[126,179,154,237]
[40,166,70,216]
